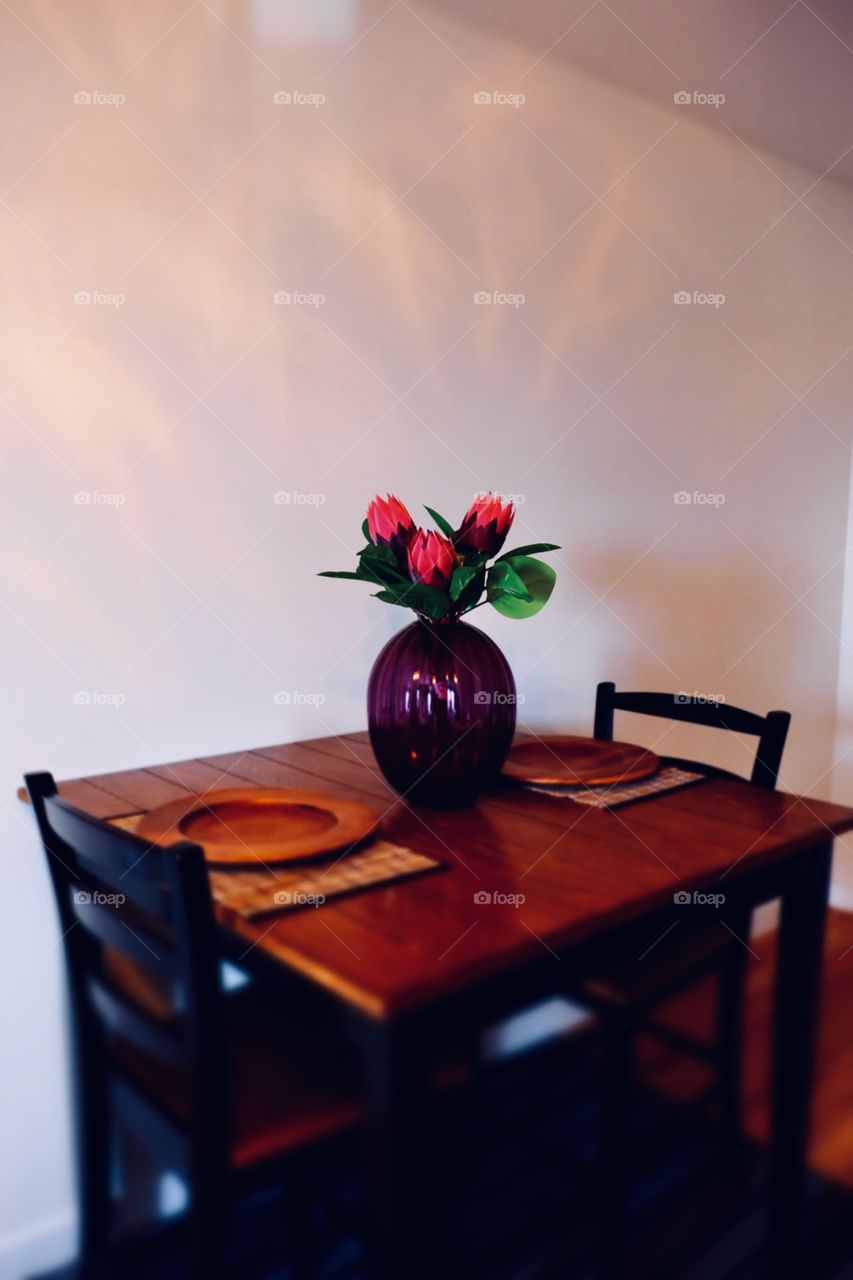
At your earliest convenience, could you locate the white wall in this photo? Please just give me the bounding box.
[831,471,853,901]
[4,0,853,1270]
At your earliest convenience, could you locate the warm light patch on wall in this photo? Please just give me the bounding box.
[251,0,355,44]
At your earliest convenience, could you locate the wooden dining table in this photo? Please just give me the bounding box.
[21,731,853,1277]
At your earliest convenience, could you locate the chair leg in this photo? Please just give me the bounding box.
[186,1165,229,1280]
[717,909,751,1177]
[600,1010,635,1280]
[77,1071,111,1278]
[288,1159,317,1280]
[114,1120,165,1237]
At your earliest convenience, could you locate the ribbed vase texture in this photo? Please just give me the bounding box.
[367,619,516,806]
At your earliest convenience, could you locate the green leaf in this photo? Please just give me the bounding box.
[451,565,487,612]
[408,585,450,620]
[373,589,409,606]
[374,583,449,620]
[424,506,456,539]
[358,544,409,585]
[359,542,398,566]
[361,518,370,541]
[487,560,533,601]
[488,556,556,619]
[370,567,409,589]
[449,565,478,602]
[372,582,410,605]
[318,570,371,580]
[497,543,561,560]
[487,588,523,614]
[461,565,487,601]
[320,565,401,587]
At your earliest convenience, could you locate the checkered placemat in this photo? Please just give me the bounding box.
[524,765,707,809]
[207,842,441,918]
[109,814,441,918]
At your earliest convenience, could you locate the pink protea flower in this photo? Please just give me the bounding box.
[407,529,455,591]
[455,492,515,556]
[366,493,415,560]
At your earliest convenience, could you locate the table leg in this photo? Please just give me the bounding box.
[352,1013,441,1280]
[769,839,832,1277]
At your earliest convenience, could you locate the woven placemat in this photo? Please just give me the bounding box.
[208,842,441,918]
[109,813,441,918]
[524,765,707,809]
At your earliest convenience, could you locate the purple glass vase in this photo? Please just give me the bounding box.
[367,618,516,807]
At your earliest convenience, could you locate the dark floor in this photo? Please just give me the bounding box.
[33,1030,853,1280]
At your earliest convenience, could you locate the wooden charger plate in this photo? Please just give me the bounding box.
[136,787,381,865]
[503,736,660,787]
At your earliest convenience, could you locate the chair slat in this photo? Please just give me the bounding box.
[74,847,170,922]
[88,975,185,1066]
[69,892,179,975]
[109,1075,187,1166]
[46,794,173,923]
[610,691,766,735]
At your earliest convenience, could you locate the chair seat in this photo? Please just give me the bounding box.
[573,921,731,1011]
[111,998,363,1172]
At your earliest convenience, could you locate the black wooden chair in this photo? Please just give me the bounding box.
[573,684,790,1275]
[25,772,364,1279]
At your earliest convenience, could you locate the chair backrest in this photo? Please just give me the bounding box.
[592,682,790,789]
[25,772,228,1173]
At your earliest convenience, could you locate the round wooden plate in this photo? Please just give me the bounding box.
[136,787,381,865]
[502,736,660,787]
